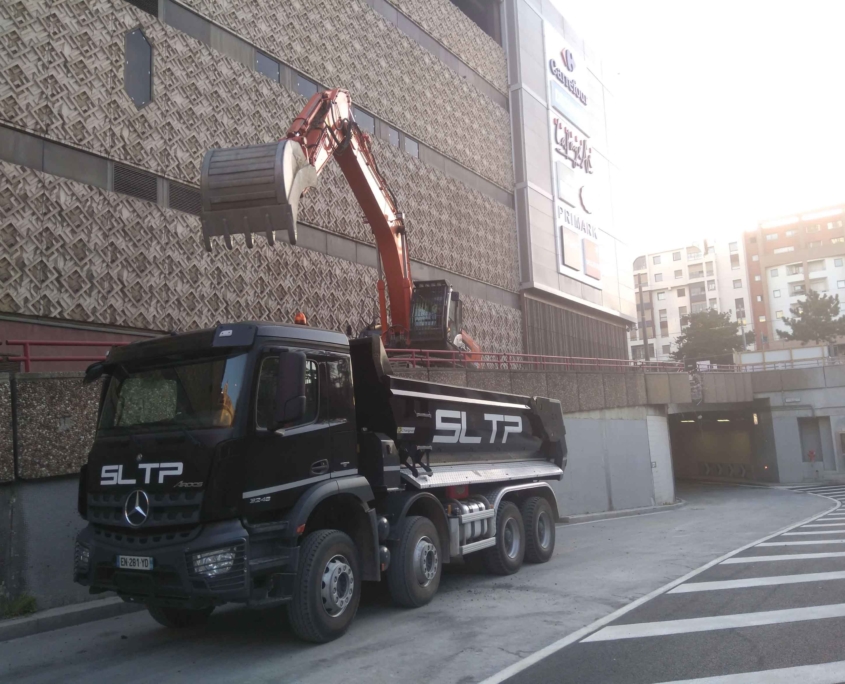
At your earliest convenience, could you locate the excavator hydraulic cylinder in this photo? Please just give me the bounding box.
[200,140,317,251]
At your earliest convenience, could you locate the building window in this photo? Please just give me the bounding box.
[806,224,822,233]
[729,242,738,252]
[653,255,662,265]
[786,263,803,276]
[404,136,419,158]
[773,289,781,298]
[776,310,784,319]
[707,280,716,291]
[809,240,823,248]
[674,269,683,279]
[708,246,716,254]
[836,258,844,267]
[733,279,742,288]
[690,268,704,279]
[706,263,715,276]
[839,281,845,289]
[387,126,400,147]
[754,274,761,281]
[756,295,763,302]
[657,291,666,301]
[709,298,717,308]
[730,254,740,269]
[734,297,745,312]
[765,233,778,241]
[688,250,702,261]
[790,283,806,295]
[770,268,779,277]
[774,246,795,254]
[662,344,671,354]
[654,273,663,282]
[255,52,280,82]
[751,254,759,261]
[634,256,647,270]
[749,236,757,244]
[677,288,685,297]
[808,260,825,273]
[450,0,502,44]
[785,229,797,237]
[759,315,767,323]
[124,28,153,109]
[295,73,318,98]
[353,107,375,135]
[673,251,681,261]
[833,237,845,244]
[679,305,688,316]
[691,302,708,313]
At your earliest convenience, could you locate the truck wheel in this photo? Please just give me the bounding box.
[483,501,525,575]
[288,529,361,643]
[147,604,213,628]
[388,516,441,608]
[522,496,555,563]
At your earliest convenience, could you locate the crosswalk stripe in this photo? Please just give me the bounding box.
[784,530,845,535]
[648,659,845,684]
[722,551,845,564]
[669,570,845,593]
[758,540,845,546]
[801,523,845,527]
[582,603,845,642]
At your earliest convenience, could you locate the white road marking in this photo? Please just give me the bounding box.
[801,523,845,527]
[758,540,845,546]
[650,659,845,684]
[478,498,840,684]
[722,552,845,564]
[669,570,845,593]
[783,530,845,535]
[582,603,845,642]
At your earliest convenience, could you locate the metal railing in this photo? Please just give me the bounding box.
[385,348,685,373]
[4,340,130,372]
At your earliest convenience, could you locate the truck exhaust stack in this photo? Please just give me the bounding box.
[199,140,317,250]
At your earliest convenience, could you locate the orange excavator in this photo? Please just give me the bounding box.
[198,88,480,356]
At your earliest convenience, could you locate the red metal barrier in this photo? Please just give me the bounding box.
[5,339,130,372]
[385,348,685,373]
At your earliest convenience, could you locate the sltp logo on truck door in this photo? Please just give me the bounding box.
[432,410,522,444]
[100,462,184,485]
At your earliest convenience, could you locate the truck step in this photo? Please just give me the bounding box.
[458,509,495,524]
[459,537,496,555]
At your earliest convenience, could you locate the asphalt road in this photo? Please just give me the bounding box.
[0,483,832,684]
[487,483,845,684]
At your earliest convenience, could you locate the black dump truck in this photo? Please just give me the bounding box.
[73,322,567,642]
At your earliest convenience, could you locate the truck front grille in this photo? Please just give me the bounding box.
[88,491,203,528]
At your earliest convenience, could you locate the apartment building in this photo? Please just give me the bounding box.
[630,240,753,360]
[744,205,845,349]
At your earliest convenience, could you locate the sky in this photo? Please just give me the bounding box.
[552,0,845,254]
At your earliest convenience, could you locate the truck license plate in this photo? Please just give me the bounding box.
[117,555,154,571]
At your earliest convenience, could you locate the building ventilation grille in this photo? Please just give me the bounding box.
[169,182,202,216]
[114,163,158,203]
[125,0,158,17]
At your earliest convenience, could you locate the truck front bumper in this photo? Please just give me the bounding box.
[74,520,299,608]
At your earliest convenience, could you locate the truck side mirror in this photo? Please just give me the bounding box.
[83,362,105,385]
[274,351,307,428]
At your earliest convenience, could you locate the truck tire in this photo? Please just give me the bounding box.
[288,529,361,643]
[388,516,442,608]
[522,496,555,563]
[483,501,525,575]
[147,604,213,628]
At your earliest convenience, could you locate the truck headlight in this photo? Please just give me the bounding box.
[190,547,236,577]
[74,542,90,575]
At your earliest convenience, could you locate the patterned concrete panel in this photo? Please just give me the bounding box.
[180,0,513,189]
[14,372,100,479]
[781,367,826,391]
[701,373,717,403]
[724,374,738,403]
[510,372,547,399]
[385,0,508,93]
[466,370,512,393]
[625,374,647,406]
[751,370,782,393]
[668,373,692,404]
[713,373,727,402]
[644,374,670,405]
[546,374,580,413]
[602,374,627,409]
[0,374,13,482]
[427,370,468,388]
[577,373,604,412]
[824,365,845,388]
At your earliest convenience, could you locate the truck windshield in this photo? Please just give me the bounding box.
[98,354,248,433]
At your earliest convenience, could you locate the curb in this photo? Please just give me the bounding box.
[558,498,686,525]
[0,596,144,642]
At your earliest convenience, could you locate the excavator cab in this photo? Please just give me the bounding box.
[409,280,462,350]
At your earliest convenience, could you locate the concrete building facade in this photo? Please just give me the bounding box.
[629,239,753,361]
[744,204,845,350]
[0,0,635,364]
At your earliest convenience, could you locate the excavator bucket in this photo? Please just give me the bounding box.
[199,140,317,250]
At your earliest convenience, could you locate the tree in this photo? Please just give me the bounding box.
[671,308,744,363]
[778,290,845,345]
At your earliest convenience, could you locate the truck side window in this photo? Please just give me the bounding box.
[256,357,319,429]
[326,358,354,421]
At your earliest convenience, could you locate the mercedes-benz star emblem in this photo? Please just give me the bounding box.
[123,490,150,527]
